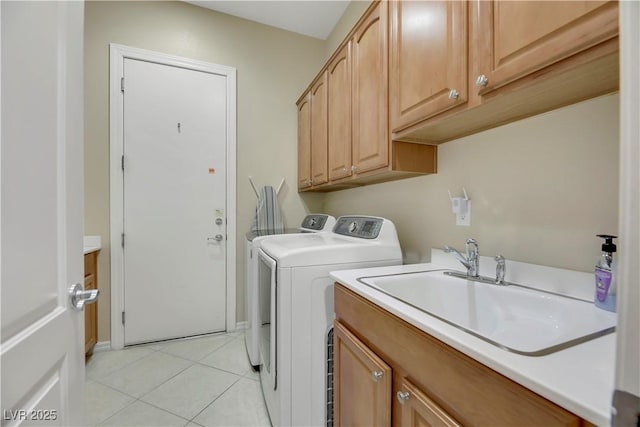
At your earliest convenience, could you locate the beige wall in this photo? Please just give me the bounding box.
[323,93,620,272]
[84,1,325,341]
[324,0,372,58]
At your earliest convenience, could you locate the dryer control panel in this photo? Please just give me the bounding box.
[300,214,329,231]
[333,216,383,239]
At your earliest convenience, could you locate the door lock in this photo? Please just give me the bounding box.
[215,218,223,225]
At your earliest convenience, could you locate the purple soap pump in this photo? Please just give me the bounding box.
[594,234,617,312]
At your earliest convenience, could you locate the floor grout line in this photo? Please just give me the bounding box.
[86,332,263,427]
[187,373,245,424]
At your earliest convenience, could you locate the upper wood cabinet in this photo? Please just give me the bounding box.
[310,72,328,186]
[393,0,618,144]
[475,1,618,95]
[352,1,389,175]
[297,0,437,192]
[334,321,391,427]
[389,1,468,132]
[327,42,352,182]
[297,94,312,190]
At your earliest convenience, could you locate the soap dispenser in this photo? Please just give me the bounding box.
[594,234,617,312]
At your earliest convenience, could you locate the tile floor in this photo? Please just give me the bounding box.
[84,331,270,427]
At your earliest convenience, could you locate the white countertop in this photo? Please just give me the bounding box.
[330,261,615,426]
[83,235,102,255]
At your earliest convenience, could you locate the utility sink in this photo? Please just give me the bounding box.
[357,269,616,356]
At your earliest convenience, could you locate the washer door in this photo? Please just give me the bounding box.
[258,249,277,390]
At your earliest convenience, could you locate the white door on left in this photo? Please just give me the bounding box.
[1,2,86,426]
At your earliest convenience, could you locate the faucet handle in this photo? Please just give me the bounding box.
[495,255,506,285]
[465,238,479,257]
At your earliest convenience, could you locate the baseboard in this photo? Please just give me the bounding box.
[234,321,248,331]
[93,341,111,352]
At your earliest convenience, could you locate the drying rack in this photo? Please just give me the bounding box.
[248,176,285,198]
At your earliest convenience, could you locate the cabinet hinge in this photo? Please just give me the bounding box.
[120,77,125,93]
[121,232,125,248]
[121,155,124,172]
[121,311,125,325]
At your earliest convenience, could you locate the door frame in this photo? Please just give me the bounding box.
[614,0,639,411]
[109,44,237,350]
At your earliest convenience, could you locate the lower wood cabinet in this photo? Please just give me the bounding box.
[395,376,461,427]
[334,321,391,427]
[334,284,592,427]
[84,251,98,356]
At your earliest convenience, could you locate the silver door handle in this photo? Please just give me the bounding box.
[208,234,224,242]
[69,283,99,311]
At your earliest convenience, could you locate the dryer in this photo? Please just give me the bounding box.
[244,214,335,368]
[257,216,402,427]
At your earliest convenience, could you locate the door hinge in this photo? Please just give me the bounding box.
[120,77,124,93]
[121,155,124,172]
[121,311,125,325]
[250,248,253,259]
[121,232,125,248]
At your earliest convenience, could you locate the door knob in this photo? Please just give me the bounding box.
[215,218,224,225]
[69,283,99,311]
[372,371,383,382]
[208,234,224,243]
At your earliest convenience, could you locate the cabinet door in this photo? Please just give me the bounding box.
[390,1,468,132]
[395,377,461,427]
[297,94,312,190]
[476,1,618,94]
[84,252,98,356]
[328,42,352,182]
[352,1,388,175]
[311,72,328,186]
[84,273,98,354]
[334,321,391,427]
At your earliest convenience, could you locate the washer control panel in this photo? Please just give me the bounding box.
[333,216,383,239]
[300,214,329,231]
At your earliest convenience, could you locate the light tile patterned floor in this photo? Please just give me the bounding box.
[85,332,269,427]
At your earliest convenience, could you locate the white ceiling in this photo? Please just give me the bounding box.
[185,1,350,40]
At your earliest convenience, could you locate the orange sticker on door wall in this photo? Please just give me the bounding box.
[208,168,216,174]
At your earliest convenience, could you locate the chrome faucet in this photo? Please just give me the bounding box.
[445,238,479,277]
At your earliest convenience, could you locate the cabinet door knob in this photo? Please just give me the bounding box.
[476,74,489,87]
[372,371,383,382]
[448,89,460,100]
[351,165,358,173]
[342,167,348,175]
[397,390,411,404]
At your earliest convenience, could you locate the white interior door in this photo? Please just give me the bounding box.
[1,1,85,425]
[122,58,227,345]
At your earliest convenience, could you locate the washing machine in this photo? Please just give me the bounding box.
[244,214,336,368]
[257,216,402,427]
